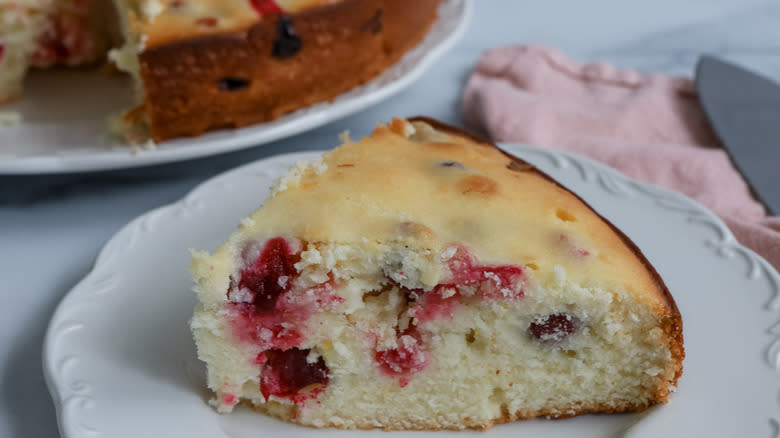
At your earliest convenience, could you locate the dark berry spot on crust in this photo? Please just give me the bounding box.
[217,77,251,91]
[195,17,218,26]
[0,44,5,62]
[272,16,302,59]
[260,348,329,401]
[362,9,383,34]
[528,313,579,342]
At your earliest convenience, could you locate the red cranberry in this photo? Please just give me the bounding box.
[250,0,283,15]
[260,348,329,401]
[387,246,524,325]
[444,246,524,298]
[0,45,5,62]
[375,334,428,377]
[37,23,70,61]
[234,237,299,313]
[528,313,579,342]
[413,289,458,322]
[221,393,238,406]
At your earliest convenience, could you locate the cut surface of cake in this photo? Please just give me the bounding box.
[191,117,684,430]
[110,0,441,142]
[0,0,107,102]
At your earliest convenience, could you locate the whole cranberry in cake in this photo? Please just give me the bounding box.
[528,313,579,342]
[260,348,329,401]
[190,117,684,429]
[233,237,299,313]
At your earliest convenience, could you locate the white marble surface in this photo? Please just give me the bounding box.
[1,1,779,436]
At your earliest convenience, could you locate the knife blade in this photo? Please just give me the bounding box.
[695,55,780,215]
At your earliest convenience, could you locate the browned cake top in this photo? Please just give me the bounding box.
[120,0,341,47]
[230,118,676,315]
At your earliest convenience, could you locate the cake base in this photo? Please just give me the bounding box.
[248,398,656,430]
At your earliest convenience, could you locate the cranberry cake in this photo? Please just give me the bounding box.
[190,117,684,430]
[0,0,107,102]
[1,0,440,142]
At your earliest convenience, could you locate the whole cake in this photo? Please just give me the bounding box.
[0,0,441,142]
[190,117,684,430]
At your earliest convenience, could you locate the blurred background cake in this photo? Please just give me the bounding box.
[0,0,441,142]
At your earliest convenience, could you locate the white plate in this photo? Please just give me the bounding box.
[0,0,470,175]
[43,146,780,437]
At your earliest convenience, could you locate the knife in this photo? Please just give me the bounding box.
[695,55,780,215]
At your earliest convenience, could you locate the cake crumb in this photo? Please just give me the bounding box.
[552,265,566,286]
[311,157,328,175]
[271,158,328,196]
[338,130,354,144]
[142,0,165,21]
[440,246,457,261]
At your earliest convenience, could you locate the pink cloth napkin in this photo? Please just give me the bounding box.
[462,45,780,272]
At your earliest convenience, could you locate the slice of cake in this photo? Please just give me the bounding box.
[110,0,441,142]
[0,0,107,102]
[191,117,684,430]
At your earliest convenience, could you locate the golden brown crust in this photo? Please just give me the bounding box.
[409,116,684,388]
[138,0,441,141]
[247,397,660,430]
[0,94,21,105]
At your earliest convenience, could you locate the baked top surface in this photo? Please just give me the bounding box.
[236,118,671,312]
[122,0,345,47]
